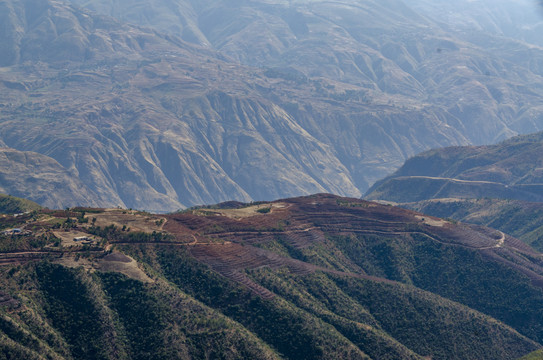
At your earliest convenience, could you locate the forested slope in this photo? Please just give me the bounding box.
[1,194,542,359]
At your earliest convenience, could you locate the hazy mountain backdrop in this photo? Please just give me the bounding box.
[2,0,543,210]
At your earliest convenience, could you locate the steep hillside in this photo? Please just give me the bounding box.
[0,148,102,209]
[395,198,543,252]
[365,131,543,203]
[364,131,543,252]
[0,0,363,211]
[0,193,41,214]
[1,194,543,359]
[3,0,543,209]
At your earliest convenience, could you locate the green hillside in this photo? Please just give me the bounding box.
[401,198,543,252]
[0,194,41,214]
[363,131,543,252]
[1,194,543,359]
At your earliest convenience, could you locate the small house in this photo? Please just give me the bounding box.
[73,236,91,242]
[2,228,22,236]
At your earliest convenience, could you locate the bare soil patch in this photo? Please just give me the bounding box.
[102,252,132,263]
[193,202,289,219]
[96,253,152,283]
[88,209,165,233]
[416,215,448,227]
[54,252,152,283]
[52,230,99,247]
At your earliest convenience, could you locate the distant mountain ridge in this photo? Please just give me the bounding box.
[3,0,543,209]
[364,131,543,203]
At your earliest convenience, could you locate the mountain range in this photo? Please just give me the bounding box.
[3,0,543,210]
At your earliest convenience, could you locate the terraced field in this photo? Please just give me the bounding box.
[160,195,543,295]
